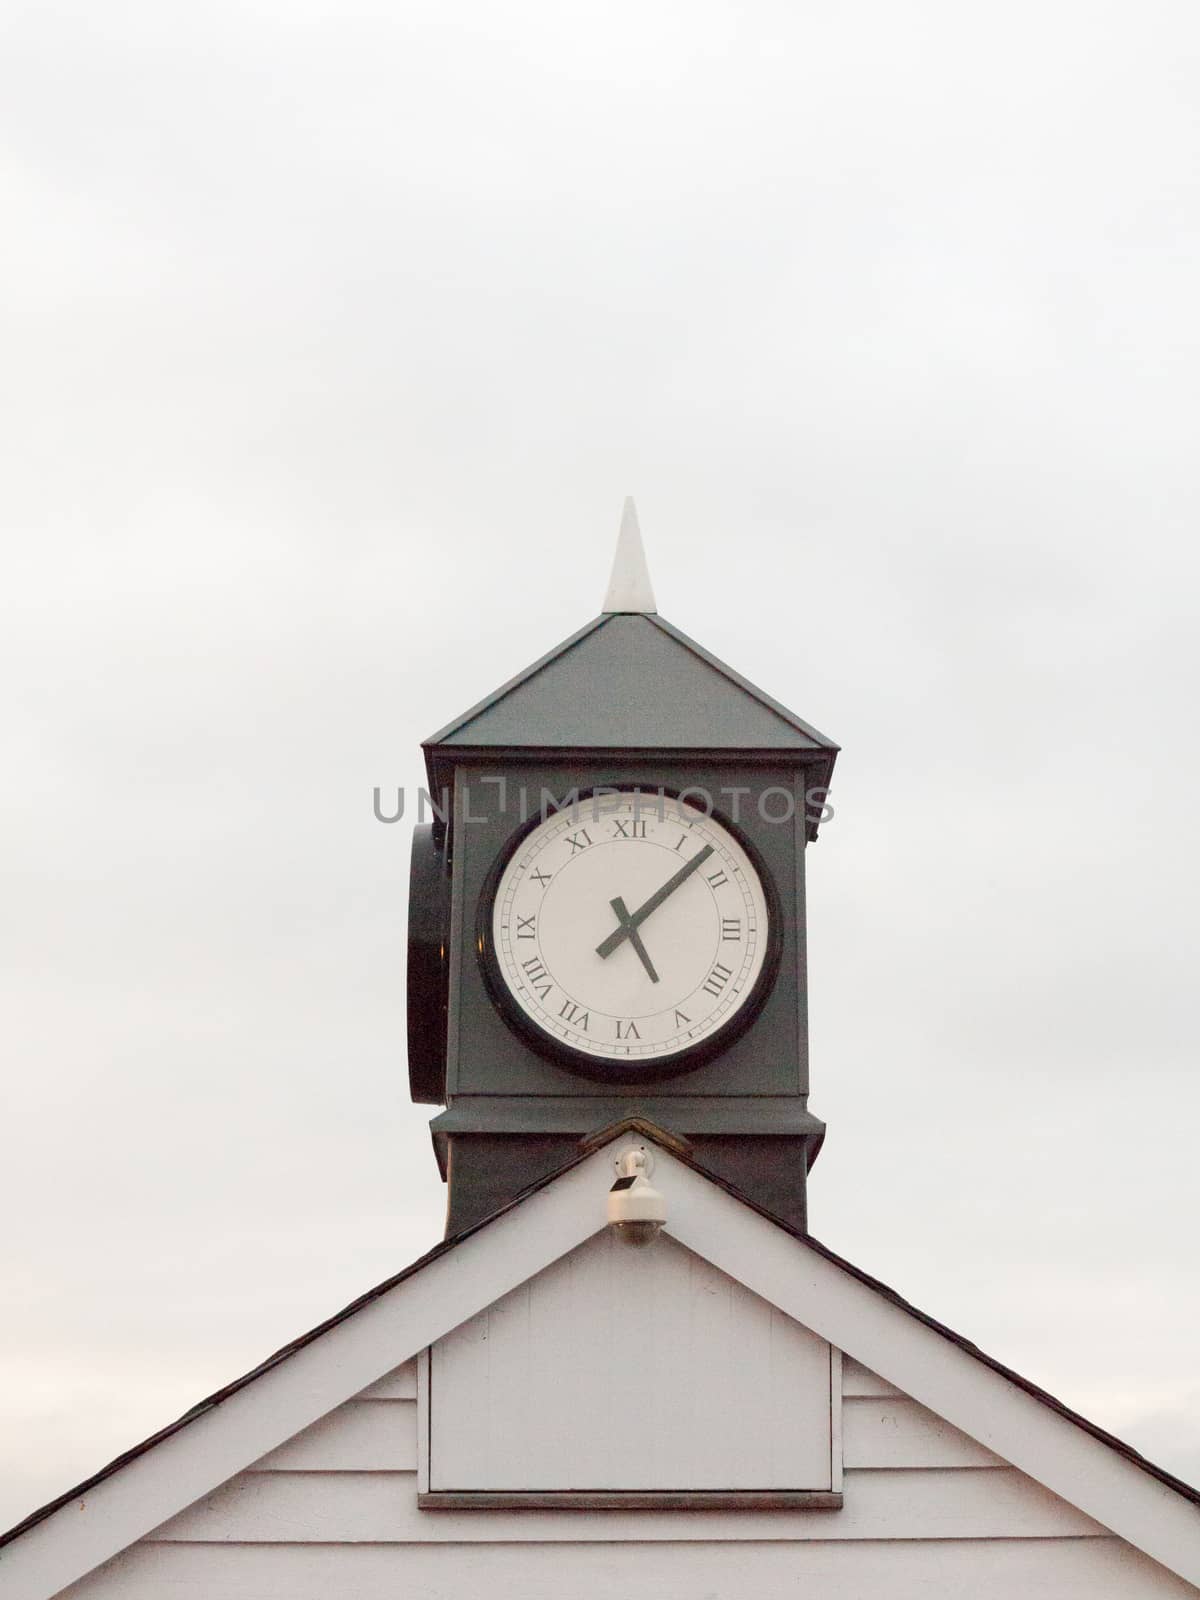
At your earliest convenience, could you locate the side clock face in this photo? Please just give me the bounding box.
[481,791,778,1078]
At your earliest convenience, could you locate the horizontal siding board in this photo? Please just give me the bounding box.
[250,1401,415,1472]
[66,1536,1197,1600]
[841,1356,903,1398]
[843,1396,1003,1469]
[355,1362,417,1401]
[150,1465,1103,1544]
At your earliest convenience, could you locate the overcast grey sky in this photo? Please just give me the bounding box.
[3,0,1199,1532]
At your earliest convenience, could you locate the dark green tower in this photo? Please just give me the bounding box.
[407,502,838,1233]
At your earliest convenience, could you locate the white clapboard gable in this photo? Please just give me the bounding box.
[145,1345,1098,1545]
[3,1130,1200,1600]
[427,1228,834,1495]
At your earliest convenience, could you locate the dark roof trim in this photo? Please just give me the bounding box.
[799,1238,1200,1508]
[3,1130,1196,1553]
[692,1161,1200,1512]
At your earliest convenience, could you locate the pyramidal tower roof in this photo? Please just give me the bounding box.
[424,500,837,769]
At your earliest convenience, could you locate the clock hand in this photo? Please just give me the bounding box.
[608,896,660,984]
[595,844,715,961]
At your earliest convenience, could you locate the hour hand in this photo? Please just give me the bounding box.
[596,843,714,961]
[608,896,659,984]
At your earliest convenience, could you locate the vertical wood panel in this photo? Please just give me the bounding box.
[526,1247,575,1487]
[767,1300,832,1485]
[429,1231,833,1491]
[415,1350,429,1495]
[685,1246,729,1486]
[485,1274,533,1485]
[830,1348,844,1491]
[429,1310,488,1490]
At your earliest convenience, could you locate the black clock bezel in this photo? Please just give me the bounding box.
[476,786,784,1084]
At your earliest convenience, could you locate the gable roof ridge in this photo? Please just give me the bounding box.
[0,1143,596,1556]
[663,1149,1200,1509]
[579,1115,693,1156]
[4,1125,1198,1575]
[650,1139,1200,1508]
[0,1234,450,1555]
[804,1227,1200,1507]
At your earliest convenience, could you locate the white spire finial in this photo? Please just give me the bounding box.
[602,497,657,613]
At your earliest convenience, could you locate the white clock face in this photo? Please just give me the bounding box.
[487,791,774,1070]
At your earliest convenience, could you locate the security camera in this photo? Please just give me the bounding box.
[607,1147,666,1247]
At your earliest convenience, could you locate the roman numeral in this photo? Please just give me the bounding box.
[672,833,689,852]
[706,868,729,888]
[516,914,536,940]
[521,956,552,1000]
[674,1009,691,1027]
[701,962,733,997]
[565,830,593,853]
[721,917,741,941]
[612,819,647,839]
[559,999,590,1031]
[615,1019,640,1040]
[529,868,551,887]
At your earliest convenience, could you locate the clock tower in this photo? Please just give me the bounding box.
[408,502,838,1233]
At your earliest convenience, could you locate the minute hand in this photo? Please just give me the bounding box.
[595,844,714,960]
